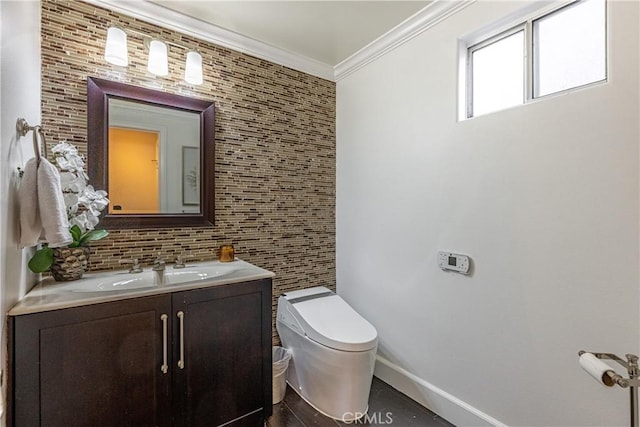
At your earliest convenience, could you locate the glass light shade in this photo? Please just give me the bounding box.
[104,27,128,66]
[184,51,203,85]
[147,40,169,76]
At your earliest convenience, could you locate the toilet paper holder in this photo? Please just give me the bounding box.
[579,350,639,427]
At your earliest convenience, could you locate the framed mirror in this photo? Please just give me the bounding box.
[87,77,215,228]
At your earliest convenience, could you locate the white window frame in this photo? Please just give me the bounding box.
[460,0,608,120]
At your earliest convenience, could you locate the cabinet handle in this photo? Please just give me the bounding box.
[160,314,168,374]
[177,311,185,369]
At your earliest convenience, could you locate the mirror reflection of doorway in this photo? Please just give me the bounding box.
[108,127,159,213]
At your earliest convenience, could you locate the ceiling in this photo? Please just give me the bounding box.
[147,1,429,66]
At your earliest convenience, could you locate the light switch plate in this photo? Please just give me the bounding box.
[438,251,470,274]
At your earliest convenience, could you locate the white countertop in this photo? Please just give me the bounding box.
[9,258,275,316]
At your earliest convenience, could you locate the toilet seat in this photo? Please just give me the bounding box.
[281,287,377,352]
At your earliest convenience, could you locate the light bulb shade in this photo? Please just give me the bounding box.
[147,40,169,76]
[104,27,128,66]
[184,51,203,85]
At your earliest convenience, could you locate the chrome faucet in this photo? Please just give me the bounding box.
[119,258,142,273]
[173,254,193,269]
[152,256,166,271]
[152,255,166,285]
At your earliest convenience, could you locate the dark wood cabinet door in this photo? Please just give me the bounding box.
[172,279,272,427]
[10,295,172,427]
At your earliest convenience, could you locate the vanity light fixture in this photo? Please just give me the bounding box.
[184,51,203,85]
[147,39,169,76]
[104,26,128,66]
[103,26,204,85]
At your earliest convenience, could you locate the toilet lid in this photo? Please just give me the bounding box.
[290,294,378,352]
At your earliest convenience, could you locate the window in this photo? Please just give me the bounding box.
[464,0,606,119]
[470,29,525,117]
[533,0,606,97]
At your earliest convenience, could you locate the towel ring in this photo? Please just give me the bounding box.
[16,118,48,164]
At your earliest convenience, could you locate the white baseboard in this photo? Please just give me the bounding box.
[374,355,507,427]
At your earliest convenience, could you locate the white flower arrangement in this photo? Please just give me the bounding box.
[28,142,110,274]
[51,142,109,232]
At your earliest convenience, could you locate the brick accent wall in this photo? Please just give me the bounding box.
[40,0,336,343]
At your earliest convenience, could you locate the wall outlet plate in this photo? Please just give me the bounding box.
[438,251,470,274]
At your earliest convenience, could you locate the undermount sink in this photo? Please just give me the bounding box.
[61,262,241,293]
[165,265,239,283]
[66,274,157,293]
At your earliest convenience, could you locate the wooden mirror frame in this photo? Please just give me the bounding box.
[87,77,215,229]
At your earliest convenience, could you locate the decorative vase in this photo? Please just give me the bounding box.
[50,247,90,281]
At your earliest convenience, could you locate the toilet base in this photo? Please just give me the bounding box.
[286,380,369,422]
[277,320,377,421]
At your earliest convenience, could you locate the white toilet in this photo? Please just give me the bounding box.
[276,286,378,421]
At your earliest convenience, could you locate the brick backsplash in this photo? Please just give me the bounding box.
[41,0,336,343]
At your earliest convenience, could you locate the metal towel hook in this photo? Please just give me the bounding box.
[16,118,48,165]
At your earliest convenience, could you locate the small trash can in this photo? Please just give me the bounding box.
[272,346,291,404]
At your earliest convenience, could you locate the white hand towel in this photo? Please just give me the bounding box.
[37,158,73,248]
[18,158,42,247]
[18,157,73,248]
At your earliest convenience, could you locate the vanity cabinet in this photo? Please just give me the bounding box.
[171,281,271,426]
[8,278,272,427]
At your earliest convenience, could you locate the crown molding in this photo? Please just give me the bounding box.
[83,0,474,83]
[334,0,476,82]
[82,0,335,81]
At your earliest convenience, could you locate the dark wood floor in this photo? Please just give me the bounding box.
[267,377,455,426]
